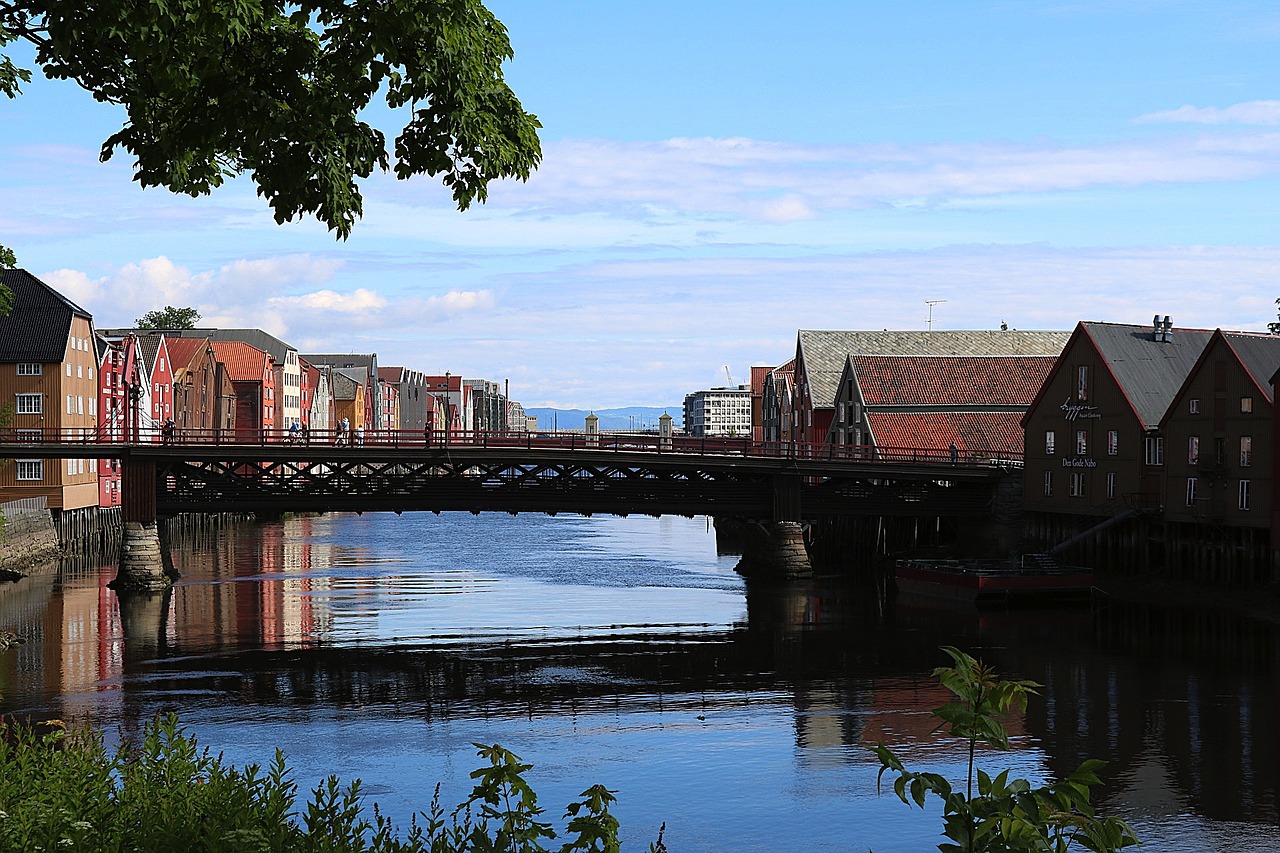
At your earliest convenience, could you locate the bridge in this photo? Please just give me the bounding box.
[1,428,1021,589]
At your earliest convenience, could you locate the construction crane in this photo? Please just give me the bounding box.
[723,365,735,386]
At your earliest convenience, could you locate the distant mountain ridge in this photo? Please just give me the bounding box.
[523,407,682,431]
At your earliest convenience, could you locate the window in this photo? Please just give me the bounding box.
[1106,472,1117,500]
[1215,436,1226,465]
[1188,436,1199,465]
[159,358,165,370]
[1075,430,1088,455]
[1070,472,1085,497]
[1144,436,1164,466]
[16,363,41,376]
[89,398,96,416]
[77,365,82,379]
[16,394,41,414]
[1241,436,1252,467]
[16,429,40,443]
[1241,396,1253,414]
[1239,480,1251,511]
[67,458,75,476]
[15,460,42,481]
[1186,477,1198,506]
[77,396,83,415]
[1077,365,1089,401]
[66,395,75,415]
[1107,430,1118,455]
[1043,472,1053,496]
[1189,398,1200,414]
[1045,431,1055,455]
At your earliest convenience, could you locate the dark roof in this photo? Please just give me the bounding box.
[850,355,1057,407]
[303,353,376,370]
[135,335,163,377]
[1221,332,1280,404]
[0,269,93,362]
[1082,322,1215,428]
[331,371,360,400]
[797,329,1069,409]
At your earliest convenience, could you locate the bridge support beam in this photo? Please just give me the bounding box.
[735,521,813,580]
[111,457,174,592]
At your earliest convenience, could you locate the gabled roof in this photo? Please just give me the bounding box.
[797,329,1069,409]
[163,337,215,375]
[1221,331,1280,404]
[0,269,93,362]
[378,366,404,383]
[1081,322,1214,428]
[209,340,273,383]
[331,370,361,400]
[850,355,1057,407]
[135,335,164,377]
[865,411,1026,456]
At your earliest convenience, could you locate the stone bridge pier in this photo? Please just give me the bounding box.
[734,473,813,579]
[110,458,174,592]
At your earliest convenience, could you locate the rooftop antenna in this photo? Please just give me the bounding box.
[925,299,947,331]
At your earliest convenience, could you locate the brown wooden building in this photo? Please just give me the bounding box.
[1159,330,1280,532]
[164,337,237,437]
[0,269,102,512]
[1021,319,1213,533]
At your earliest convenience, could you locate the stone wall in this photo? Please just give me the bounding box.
[0,498,61,579]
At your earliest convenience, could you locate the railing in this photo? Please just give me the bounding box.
[0,426,1023,467]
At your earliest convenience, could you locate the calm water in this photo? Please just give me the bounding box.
[1,512,1278,852]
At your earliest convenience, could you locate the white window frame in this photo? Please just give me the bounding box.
[1106,472,1117,500]
[1043,471,1053,496]
[16,393,42,414]
[1107,430,1118,456]
[15,459,43,481]
[1188,436,1199,465]
[1239,480,1251,511]
[1045,430,1055,455]
[1070,472,1085,497]
[1240,436,1252,468]
[1189,398,1199,414]
[16,363,41,376]
[1144,436,1164,466]
[1241,396,1253,414]
[1186,477,1197,507]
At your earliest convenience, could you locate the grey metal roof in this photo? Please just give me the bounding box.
[797,329,1070,408]
[0,269,93,362]
[1082,322,1214,428]
[303,353,376,370]
[330,371,360,400]
[1222,331,1280,403]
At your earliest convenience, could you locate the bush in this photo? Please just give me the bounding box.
[0,715,663,853]
[871,646,1140,853]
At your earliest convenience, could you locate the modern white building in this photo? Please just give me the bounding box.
[682,385,751,437]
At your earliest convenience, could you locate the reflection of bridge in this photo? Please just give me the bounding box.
[1,430,1020,588]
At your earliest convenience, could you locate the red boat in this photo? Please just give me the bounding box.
[894,556,1095,607]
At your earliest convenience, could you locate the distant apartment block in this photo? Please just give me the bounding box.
[683,386,751,437]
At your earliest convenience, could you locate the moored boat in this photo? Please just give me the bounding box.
[894,555,1094,607]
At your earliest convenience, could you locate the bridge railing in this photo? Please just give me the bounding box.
[0,426,1022,467]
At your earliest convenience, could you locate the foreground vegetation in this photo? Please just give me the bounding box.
[872,647,1140,852]
[0,645,1139,852]
[0,715,658,853]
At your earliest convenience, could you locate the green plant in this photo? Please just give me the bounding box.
[871,646,1140,853]
[0,715,653,853]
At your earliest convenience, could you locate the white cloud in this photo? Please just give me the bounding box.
[1135,100,1280,126]
[270,288,387,313]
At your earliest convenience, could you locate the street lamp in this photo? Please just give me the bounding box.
[444,370,451,445]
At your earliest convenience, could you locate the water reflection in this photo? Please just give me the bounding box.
[0,513,1278,851]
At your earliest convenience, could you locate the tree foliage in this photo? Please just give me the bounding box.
[871,647,1140,853]
[135,305,201,330]
[1,0,540,239]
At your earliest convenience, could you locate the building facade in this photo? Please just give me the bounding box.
[682,386,751,437]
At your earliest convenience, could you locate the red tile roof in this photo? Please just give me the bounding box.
[210,340,273,382]
[851,355,1056,406]
[162,337,211,373]
[866,411,1025,457]
[378,366,404,383]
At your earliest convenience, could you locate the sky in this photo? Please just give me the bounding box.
[3,1,1280,408]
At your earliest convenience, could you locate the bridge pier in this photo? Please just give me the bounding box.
[735,521,813,580]
[110,458,175,592]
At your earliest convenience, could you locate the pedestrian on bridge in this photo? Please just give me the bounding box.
[949,442,958,465]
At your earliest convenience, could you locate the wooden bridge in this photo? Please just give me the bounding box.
[1,427,1018,520]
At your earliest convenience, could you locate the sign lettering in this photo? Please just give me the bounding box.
[1060,398,1101,421]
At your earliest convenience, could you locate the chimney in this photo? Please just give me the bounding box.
[1153,314,1173,342]
[1163,315,1173,342]
[1153,314,1162,342]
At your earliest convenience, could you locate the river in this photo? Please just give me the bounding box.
[1,512,1278,852]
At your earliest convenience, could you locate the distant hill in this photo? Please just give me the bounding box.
[523,407,682,432]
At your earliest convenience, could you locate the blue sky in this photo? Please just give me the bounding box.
[3,1,1280,407]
